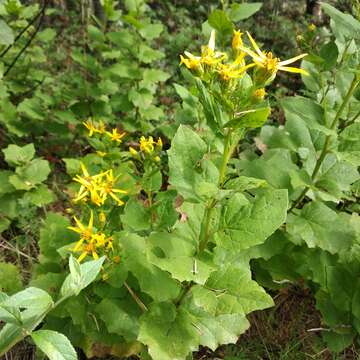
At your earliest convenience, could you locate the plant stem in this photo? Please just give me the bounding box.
[198,129,233,253]
[289,76,359,212]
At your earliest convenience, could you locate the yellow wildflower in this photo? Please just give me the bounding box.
[180,30,227,71]
[129,147,138,156]
[217,62,255,81]
[68,210,94,251]
[308,23,316,31]
[96,151,107,157]
[241,31,309,80]
[99,211,106,224]
[156,138,163,150]
[232,30,243,51]
[254,88,266,100]
[73,163,103,206]
[179,54,201,70]
[98,169,127,206]
[83,119,106,136]
[83,119,97,137]
[140,136,155,154]
[106,128,126,143]
[68,211,113,262]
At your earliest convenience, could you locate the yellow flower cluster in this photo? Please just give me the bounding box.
[180,29,308,84]
[68,210,113,262]
[73,163,127,206]
[83,119,126,143]
[129,136,163,162]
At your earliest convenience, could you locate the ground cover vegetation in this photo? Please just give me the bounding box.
[0,0,359,359]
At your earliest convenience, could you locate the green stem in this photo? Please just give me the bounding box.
[198,129,234,253]
[289,76,359,212]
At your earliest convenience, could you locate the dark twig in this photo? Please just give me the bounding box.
[0,6,43,58]
[3,0,48,78]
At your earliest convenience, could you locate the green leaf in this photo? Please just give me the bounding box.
[0,262,22,294]
[228,3,263,22]
[0,292,22,325]
[137,44,164,64]
[206,264,274,314]
[0,323,22,355]
[60,256,105,298]
[95,298,141,341]
[118,233,181,301]
[13,158,51,187]
[281,97,334,136]
[3,287,53,312]
[121,198,151,231]
[2,143,35,166]
[208,10,234,37]
[287,202,355,254]
[319,41,338,70]
[168,125,218,202]
[138,302,199,360]
[321,2,360,40]
[0,20,14,45]
[31,330,77,360]
[225,107,271,129]
[23,184,56,207]
[218,189,288,251]
[139,23,163,40]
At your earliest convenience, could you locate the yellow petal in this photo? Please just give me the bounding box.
[279,53,308,66]
[208,30,216,51]
[240,46,264,63]
[109,192,124,206]
[80,162,90,177]
[246,31,264,58]
[73,238,85,252]
[78,251,88,262]
[88,210,94,229]
[74,216,85,231]
[278,66,309,75]
[67,226,82,234]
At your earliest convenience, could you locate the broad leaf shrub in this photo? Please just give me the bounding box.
[241,3,360,353]
[20,26,312,359]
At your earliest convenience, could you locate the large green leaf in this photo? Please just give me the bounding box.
[168,125,218,202]
[321,2,360,40]
[228,3,263,22]
[217,189,288,251]
[60,256,105,298]
[138,302,199,360]
[118,233,181,301]
[31,330,77,360]
[287,202,355,254]
[2,143,35,166]
[0,20,14,45]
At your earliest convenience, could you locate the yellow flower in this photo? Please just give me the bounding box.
[156,138,163,150]
[254,88,266,100]
[180,54,201,70]
[129,147,138,156]
[308,23,316,31]
[98,169,127,206]
[217,62,255,81]
[83,119,106,136]
[68,210,94,250]
[73,163,103,206]
[241,31,309,78]
[140,136,155,154]
[83,119,98,137]
[99,211,106,224]
[180,30,227,71]
[68,211,114,262]
[96,151,107,157]
[106,128,126,143]
[232,30,243,51]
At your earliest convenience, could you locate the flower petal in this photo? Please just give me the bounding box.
[278,66,309,75]
[246,31,264,58]
[279,53,308,66]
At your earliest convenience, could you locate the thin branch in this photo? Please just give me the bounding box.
[124,281,148,312]
[3,0,48,78]
[0,6,43,58]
